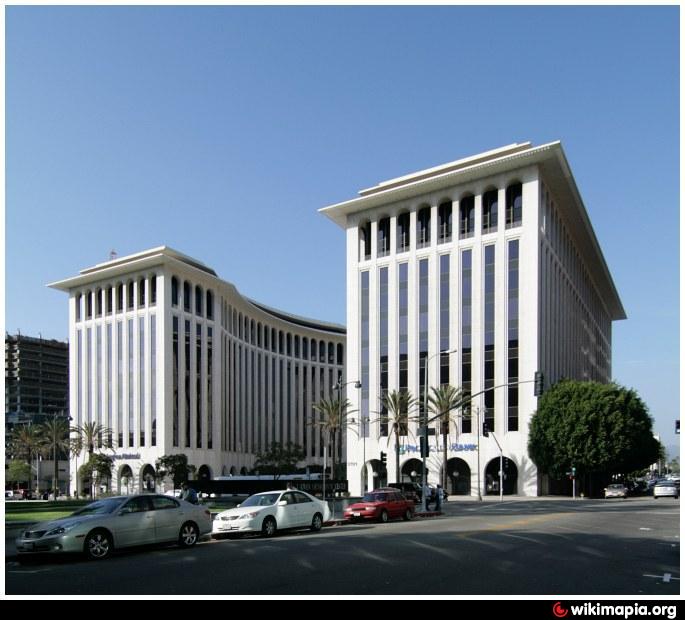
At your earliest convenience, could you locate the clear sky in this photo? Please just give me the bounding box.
[5,6,680,451]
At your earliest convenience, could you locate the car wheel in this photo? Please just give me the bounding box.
[378,510,389,523]
[262,516,277,538]
[84,529,113,560]
[402,508,413,521]
[311,513,323,532]
[179,522,200,548]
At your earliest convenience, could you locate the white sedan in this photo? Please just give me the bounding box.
[212,489,331,538]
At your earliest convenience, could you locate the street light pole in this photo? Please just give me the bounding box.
[421,348,457,513]
[333,377,362,496]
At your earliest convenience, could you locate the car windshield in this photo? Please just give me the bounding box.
[657,482,674,487]
[241,493,281,507]
[72,498,126,516]
[362,493,386,502]
[608,485,624,489]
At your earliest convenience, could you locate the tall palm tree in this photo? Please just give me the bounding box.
[39,416,71,499]
[71,421,114,496]
[377,390,418,484]
[311,396,354,481]
[428,384,464,489]
[8,424,43,490]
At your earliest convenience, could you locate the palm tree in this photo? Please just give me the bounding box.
[7,424,43,490]
[428,384,465,490]
[311,397,354,481]
[71,421,114,496]
[377,390,418,484]
[39,416,71,499]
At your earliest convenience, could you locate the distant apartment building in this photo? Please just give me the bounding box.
[5,333,69,424]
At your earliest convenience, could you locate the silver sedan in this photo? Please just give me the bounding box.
[16,494,212,560]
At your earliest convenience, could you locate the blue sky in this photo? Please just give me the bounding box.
[6,6,679,450]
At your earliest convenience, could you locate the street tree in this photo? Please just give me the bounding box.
[155,454,196,492]
[39,416,71,498]
[528,380,661,493]
[377,390,418,484]
[427,384,465,489]
[311,396,354,480]
[253,442,305,478]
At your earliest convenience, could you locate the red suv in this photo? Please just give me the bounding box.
[343,488,415,523]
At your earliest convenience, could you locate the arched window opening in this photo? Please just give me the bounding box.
[377,217,390,257]
[295,335,300,358]
[303,338,309,360]
[127,281,135,310]
[328,342,335,364]
[337,343,344,366]
[195,285,203,316]
[459,195,475,239]
[171,277,179,307]
[506,183,523,228]
[258,323,263,348]
[438,201,452,243]
[106,288,113,315]
[482,189,498,234]
[359,222,372,261]
[287,333,292,357]
[183,281,191,312]
[96,288,103,317]
[150,276,157,306]
[206,290,213,320]
[397,212,410,253]
[319,341,326,363]
[418,206,431,248]
[116,283,124,312]
[139,279,146,307]
[251,320,256,344]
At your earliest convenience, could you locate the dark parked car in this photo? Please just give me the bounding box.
[387,482,421,504]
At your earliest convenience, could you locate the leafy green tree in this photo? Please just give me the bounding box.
[311,397,354,480]
[668,456,680,475]
[529,380,661,491]
[39,416,71,498]
[7,460,32,489]
[376,390,418,484]
[253,442,305,479]
[79,453,114,497]
[427,384,464,489]
[71,421,114,458]
[155,454,196,491]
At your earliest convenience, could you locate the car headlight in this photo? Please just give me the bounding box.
[46,524,78,536]
[239,511,260,520]
[366,506,377,511]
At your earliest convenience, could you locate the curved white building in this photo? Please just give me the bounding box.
[320,141,626,496]
[50,247,346,495]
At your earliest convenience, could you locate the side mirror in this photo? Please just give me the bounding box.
[278,500,288,507]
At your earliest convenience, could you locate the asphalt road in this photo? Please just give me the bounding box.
[4,497,680,596]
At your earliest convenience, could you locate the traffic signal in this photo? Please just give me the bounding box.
[420,435,430,457]
[676,420,680,435]
[534,371,544,396]
[482,422,490,437]
[380,451,387,465]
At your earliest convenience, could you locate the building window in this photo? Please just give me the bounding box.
[361,271,370,439]
[151,315,157,446]
[196,323,202,448]
[106,288,113,315]
[418,206,431,248]
[140,317,146,446]
[398,262,409,405]
[206,290,213,320]
[397,212,410,253]
[379,267,388,437]
[507,240,519,431]
[359,222,371,261]
[459,195,475,239]
[185,320,191,448]
[76,294,82,322]
[139,278,146,307]
[418,259,429,421]
[150,276,157,306]
[461,250,472,433]
[195,286,203,316]
[86,291,93,319]
[337,343,343,366]
[439,254,450,388]
[128,319,134,447]
[482,190,498,234]
[183,282,191,313]
[128,281,135,310]
[171,277,179,307]
[506,183,522,228]
[96,289,103,317]
[377,218,390,257]
[117,321,123,448]
[438,201,452,243]
[483,245,496,432]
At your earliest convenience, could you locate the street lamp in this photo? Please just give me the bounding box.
[421,348,458,513]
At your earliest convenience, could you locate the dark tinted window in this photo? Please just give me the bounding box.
[121,497,150,514]
[294,492,313,504]
[151,496,179,510]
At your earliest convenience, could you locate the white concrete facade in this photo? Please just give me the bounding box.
[320,142,625,497]
[50,247,345,495]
